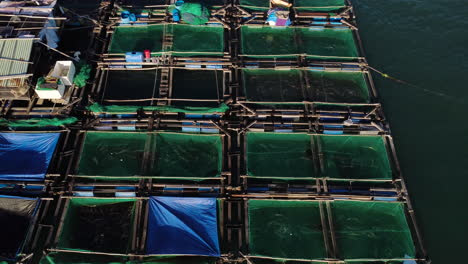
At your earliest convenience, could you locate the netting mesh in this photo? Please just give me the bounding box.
[248,200,327,259]
[240,26,358,59]
[149,133,223,178]
[247,200,415,261]
[246,132,317,179]
[318,135,392,180]
[77,132,222,179]
[40,253,216,264]
[332,201,415,259]
[77,132,148,177]
[109,24,224,56]
[242,69,370,103]
[246,133,392,180]
[57,198,136,253]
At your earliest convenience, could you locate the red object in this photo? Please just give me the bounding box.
[144,50,151,59]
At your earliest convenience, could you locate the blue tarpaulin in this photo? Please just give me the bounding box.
[0,133,60,181]
[146,196,220,256]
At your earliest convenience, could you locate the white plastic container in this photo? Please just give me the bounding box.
[35,83,66,99]
[51,61,75,86]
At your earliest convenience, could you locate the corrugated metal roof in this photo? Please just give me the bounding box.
[0,38,33,88]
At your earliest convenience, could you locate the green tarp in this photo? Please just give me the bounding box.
[109,24,224,56]
[246,132,392,180]
[240,26,358,59]
[77,132,223,180]
[248,200,415,260]
[242,69,370,103]
[240,0,346,12]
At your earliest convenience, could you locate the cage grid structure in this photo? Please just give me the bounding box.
[0,0,430,263]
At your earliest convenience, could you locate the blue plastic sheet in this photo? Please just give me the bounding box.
[146,196,220,256]
[0,133,60,181]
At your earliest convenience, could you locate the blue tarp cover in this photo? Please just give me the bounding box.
[0,133,60,181]
[146,196,220,256]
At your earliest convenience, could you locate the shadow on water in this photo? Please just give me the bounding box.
[351,0,468,263]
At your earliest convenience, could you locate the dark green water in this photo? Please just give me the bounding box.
[352,1,468,263]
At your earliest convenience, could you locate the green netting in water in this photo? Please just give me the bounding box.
[246,132,317,179]
[40,251,129,264]
[318,135,392,180]
[246,132,392,180]
[57,198,136,254]
[0,117,77,128]
[77,132,147,177]
[240,26,358,59]
[149,133,223,178]
[248,200,415,261]
[109,24,224,56]
[77,132,223,180]
[40,252,216,264]
[248,200,327,259]
[332,201,415,259]
[240,0,346,12]
[242,69,370,103]
[88,103,229,114]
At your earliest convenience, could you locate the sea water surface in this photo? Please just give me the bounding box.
[352,1,468,263]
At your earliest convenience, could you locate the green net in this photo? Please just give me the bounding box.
[77,132,223,180]
[88,103,229,114]
[40,252,216,264]
[177,3,210,25]
[246,132,317,179]
[0,117,77,128]
[240,26,358,59]
[77,132,148,177]
[131,256,217,264]
[242,69,370,103]
[73,62,92,88]
[248,200,415,261]
[97,68,224,109]
[239,0,345,11]
[40,251,129,264]
[57,198,136,253]
[109,24,224,56]
[248,199,327,259]
[318,135,392,180]
[246,133,392,180]
[149,133,223,178]
[332,201,415,259]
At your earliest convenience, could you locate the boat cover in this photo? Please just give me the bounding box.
[146,196,220,256]
[0,133,60,181]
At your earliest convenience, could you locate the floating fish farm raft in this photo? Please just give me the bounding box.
[0,0,430,263]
